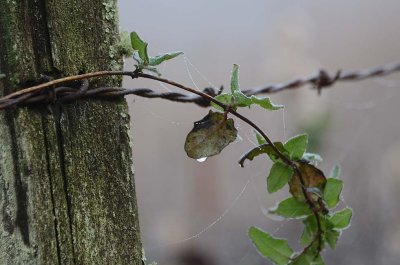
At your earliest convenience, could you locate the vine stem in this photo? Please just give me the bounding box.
[3,69,323,255]
[1,71,136,100]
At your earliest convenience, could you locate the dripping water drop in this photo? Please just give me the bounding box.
[196,157,208,163]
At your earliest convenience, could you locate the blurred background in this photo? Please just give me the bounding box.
[118,1,400,264]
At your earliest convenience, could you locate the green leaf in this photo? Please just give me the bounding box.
[228,64,283,110]
[302,152,323,165]
[250,95,284,110]
[238,142,286,167]
[233,91,253,107]
[269,197,312,218]
[229,64,252,107]
[130,32,149,64]
[289,163,326,202]
[284,134,308,160]
[0,73,6,79]
[329,208,352,229]
[149,52,183,66]
[267,162,294,193]
[325,229,341,250]
[211,93,233,111]
[248,226,294,265]
[290,250,324,265]
[132,51,144,65]
[323,178,343,208]
[255,131,267,145]
[299,215,318,246]
[231,64,240,94]
[329,165,341,179]
[184,110,237,159]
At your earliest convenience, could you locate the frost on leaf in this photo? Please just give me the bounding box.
[289,162,327,202]
[184,110,237,159]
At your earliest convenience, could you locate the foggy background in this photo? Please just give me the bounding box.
[118,1,400,264]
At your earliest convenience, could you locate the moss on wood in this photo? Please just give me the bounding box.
[0,0,142,264]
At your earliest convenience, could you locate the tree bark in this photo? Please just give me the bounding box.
[0,0,142,264]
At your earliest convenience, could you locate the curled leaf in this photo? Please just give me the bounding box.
[229,64,283,110]
[184,111,237,159]
[238,142,286,167]
[130,32,149,64]
[149,52,183,66]
[250,95,284,110]
[289,163,327,202]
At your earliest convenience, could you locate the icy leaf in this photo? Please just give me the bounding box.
[149,52,183,66]
[130,31,149,64]
[267,162,294,193]
[248,226,294,265]
[289,163,326,202]
[255,131,267,145]
[211,93,233,111]
[329,165,341,179]
[323,178,343,208]
[184,111,237,159]
[269,197,312,218]
[329,208,352,229]
[230,64,240,94]
[284,134,308,160]
[250,95,284,110]
[238,142,286,167]
[302,152,323,165]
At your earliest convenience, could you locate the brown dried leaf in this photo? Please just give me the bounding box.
[289,162,327,202]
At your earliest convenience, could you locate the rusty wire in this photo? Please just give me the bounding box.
[1,62,400,110]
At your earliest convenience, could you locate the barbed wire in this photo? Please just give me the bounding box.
[1,61,400,110]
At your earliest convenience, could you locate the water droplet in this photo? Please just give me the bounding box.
[196,157,207,163]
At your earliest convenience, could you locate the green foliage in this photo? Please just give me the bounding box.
[0,73,5,79]
[238,142,286,167]
[284,134,308,161]
[267,162,293,193]
[184,110,237,159]
[329,208,352,229]
[165,47,351,262]
[248,227,294,265]
[269,197,312,218]
[211,64,283,111]
[323,178,343,208]
[130,31,183,75]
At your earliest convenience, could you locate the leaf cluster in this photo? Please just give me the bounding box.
[246,135,351,264]
[129,33,351,265]
[130,32,183,75]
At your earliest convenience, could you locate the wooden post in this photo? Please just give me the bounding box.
[0,0,142,264]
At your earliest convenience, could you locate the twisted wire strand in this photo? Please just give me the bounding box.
[1,62,399,110]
